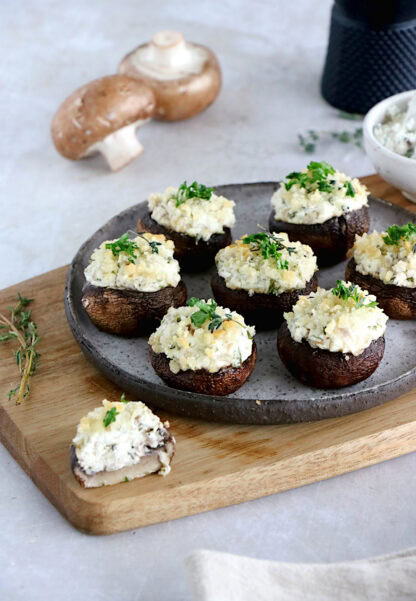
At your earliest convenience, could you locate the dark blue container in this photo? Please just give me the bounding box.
[321,0,416,113]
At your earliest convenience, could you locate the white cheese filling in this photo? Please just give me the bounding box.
[271,170,368,225]
[215,233,317,295]
[149,303,255,374]
[148,186,236,241]
[84,233,181,292]
[374,95,416,159]
[73,400,172,476]
[284,285,388,356]
[353,230,416,288]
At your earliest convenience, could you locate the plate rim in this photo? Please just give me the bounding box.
[64,181,416,424]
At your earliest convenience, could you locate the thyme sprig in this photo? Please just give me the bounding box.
[242,232,296,270]
[175,181,213,207]
[187,298,252,336]
[105,232,160,263]
[298,127,363,154]
[383,223,416,248]
[284,161,355,197]
[332,280,378,309]
[0,293,40,404]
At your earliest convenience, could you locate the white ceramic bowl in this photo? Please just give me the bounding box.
[363,90,416,203]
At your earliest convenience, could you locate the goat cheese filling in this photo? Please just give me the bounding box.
[374,95,416,159]
[73,400,172,475]
[84,233,181,292]
[215,233,317,295]
[271,170,368,225]
[353,230,416,288]
[149,303,255,374]
[284,285,388,356]
[148,186,235,241]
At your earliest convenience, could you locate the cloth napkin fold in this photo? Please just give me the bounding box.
[186,548,416,601]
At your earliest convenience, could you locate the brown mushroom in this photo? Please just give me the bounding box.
[277,321,385,389]
[82,281,187,336]
[269,206,370,267]
[137,206,231,272]
[51,75,155,171]
[211,273,319,329]
[149,342,257,396]
[346,258,416,319]
[119,31,221,121]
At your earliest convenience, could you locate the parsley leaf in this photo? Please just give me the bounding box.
[284,161,354,197]
[103,406,119,427]
[187,298,250,335]
[242,232,295,270]
[383,223,416,246]
[105,234,139,264]
[175,181,213,207]
[332,280,377,309]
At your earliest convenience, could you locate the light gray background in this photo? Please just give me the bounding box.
[1,1,415,600]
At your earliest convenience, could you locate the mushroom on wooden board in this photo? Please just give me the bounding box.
[51,75,155,171]
[119,31,221,121]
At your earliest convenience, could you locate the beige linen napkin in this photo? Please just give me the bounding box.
[186,548,416,600]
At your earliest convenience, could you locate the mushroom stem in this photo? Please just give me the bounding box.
[88,120,146,171]
[150,31,189,70]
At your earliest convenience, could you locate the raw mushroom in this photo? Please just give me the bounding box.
[51,75,155,171]
[119,31,221,121]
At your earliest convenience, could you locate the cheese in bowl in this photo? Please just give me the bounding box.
[212,232,318,329]
[82,232,187,336]
[149,298,257,396]
[277,281,388,388]
[137,181,235,271]
[346,223,416,319]
[269,161,370,266]
[71,399,175,488]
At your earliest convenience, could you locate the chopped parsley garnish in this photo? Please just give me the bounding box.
[242,232,296,270]
[103,406,119,427]
[382,223,416,247]
[284,161,355,197]
[105,232,161,263]
[187,298,252,336]
[120,393,128,403]
[175,181,213,207]
[332,280,377,309]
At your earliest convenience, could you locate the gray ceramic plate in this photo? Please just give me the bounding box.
[65,182,416,424]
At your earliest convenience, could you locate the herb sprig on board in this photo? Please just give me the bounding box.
[175,181,213,207]
[103,406,119,427]
[383,223,416,249]
[187,298,252,336]
[0,293,40,404]
[242,232,296,270]
[284,161,355,197]
[332,280,378,309]
[105,232,160,263]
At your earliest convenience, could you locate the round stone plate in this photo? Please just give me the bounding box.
[65,182,416,424]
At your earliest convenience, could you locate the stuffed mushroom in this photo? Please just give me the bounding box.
[149,298,256,396]
[277,281,388,388]
[137,181,235,271]
[269,161,370,266]
[82,232,187,336]
[346,223,416,319]
[212,232,318,329]
[71,399,175,488]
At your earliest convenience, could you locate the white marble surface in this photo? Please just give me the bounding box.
[1,1,416,600]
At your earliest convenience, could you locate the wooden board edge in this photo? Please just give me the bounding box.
[47,420,416,534]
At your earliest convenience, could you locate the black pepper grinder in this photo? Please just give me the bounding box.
[321,0,416,114]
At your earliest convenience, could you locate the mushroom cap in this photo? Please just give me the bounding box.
[119,36,221,121]
[51,75,156,160]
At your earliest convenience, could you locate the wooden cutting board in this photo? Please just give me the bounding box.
[1,174,416,535]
